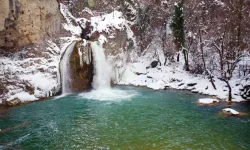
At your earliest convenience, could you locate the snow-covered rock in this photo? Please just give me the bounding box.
[222,108,240,115]
[198,98,219,104]
[7,92,38,102]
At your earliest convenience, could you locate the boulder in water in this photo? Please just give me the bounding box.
[198,98,219,106]
[222,108,239,116]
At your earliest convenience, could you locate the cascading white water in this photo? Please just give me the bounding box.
[91,41,111,90]
[61,42,76,94]
[79,41,137,101]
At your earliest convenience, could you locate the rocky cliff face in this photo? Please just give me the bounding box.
[0,0,63,106]
[0,0,61,52]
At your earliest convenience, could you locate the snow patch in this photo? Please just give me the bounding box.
[20,73,55,92]
[7,92,38,102]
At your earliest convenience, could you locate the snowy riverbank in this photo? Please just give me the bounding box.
[117,53,246,102]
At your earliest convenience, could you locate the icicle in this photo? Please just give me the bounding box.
[86,53,90,65]
[88,44,92,63]
[78,44,83,68]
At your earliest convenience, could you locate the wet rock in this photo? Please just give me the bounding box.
[147,76,153,79]
[235,84,240,86]
[37,68,45,72]
[178,83,184,86]
[151,61,158,68]
[25,85,34,95]
[135,72,145,75]
[68,41,93,92]
[169,78,182,83]
[187,83,197,87]
[164,86,170,90]
[6,98,21,106]
[190,88,196,91]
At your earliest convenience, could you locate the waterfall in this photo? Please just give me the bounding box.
[61,42,76,94]
[79,41,137,101]
[91,41,111,90]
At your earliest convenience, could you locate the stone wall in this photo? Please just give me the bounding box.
[0,0,61,52]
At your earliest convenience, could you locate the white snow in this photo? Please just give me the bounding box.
[98,34,107,46]
[7,92,38,102]
[0,38,64,102]
[222,108,240,115]
[60,3,81,35]
[60,3,135,45]
[117,51,246,102]
[20,73,56,93]
[198,98,219,104]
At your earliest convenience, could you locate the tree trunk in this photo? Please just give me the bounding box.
[220,40,224,77]
[183,50,189,71]
[219,78,232,102]
[199,29,206,71]
[236,0,243,56]
[208,75,217,90]
[140,34,143,53]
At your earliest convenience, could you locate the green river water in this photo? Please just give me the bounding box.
[0,86,250,149]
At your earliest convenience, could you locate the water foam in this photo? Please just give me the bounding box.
[79,88,137,101]
[79,41,137,101]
